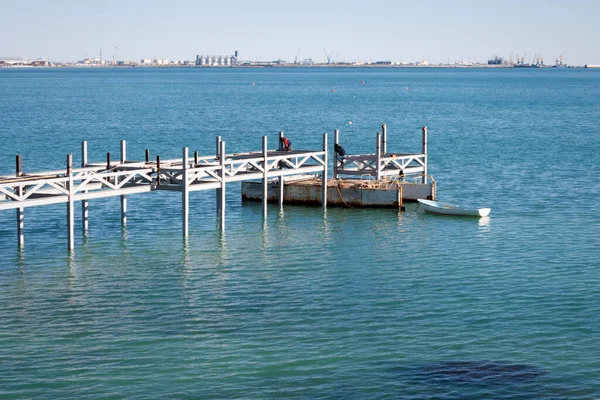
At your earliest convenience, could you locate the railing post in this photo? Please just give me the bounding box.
[156,156,161,186]
[16,155,24,248]
[422,126,428,184]
[322,133,328,210]
[376,132,382,181]
[182,147,189,238]
[66,154,74,251]
[81,141,89,233]
[120,140,127,227]
[382,124,387,155]
[262,136,268,219]
[333,129,339,179]
[219,140,226,231]
[145,148,150,163]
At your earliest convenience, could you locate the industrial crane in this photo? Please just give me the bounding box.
[294,49,301,65]
[324,49,336,64]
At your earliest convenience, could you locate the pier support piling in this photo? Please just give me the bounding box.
[262,136,268,218]
[278,131,285,208]
[16,155,24,248]
[322,133,328,210]
[216,136,222,212]
[120,140,127,227]
[219,140,226,230]
[182,147,189,238]
[81,141,89,233]
[66,154,75,251]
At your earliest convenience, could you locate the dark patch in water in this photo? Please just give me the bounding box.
[417,360,546,385]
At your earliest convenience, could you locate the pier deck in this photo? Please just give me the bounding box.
[1,125,433,251]
[1,133,328,250]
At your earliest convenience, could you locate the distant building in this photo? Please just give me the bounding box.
[195,50,238,66]
[1,57,46,66]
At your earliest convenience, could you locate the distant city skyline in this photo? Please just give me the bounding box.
[2,0,599,65]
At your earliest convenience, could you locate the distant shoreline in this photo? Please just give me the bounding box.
[0,64,590,69]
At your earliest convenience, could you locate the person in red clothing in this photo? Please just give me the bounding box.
[280,137,292,151]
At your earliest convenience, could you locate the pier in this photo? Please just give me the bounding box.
[1,126,434,250]
[0,134,327,250]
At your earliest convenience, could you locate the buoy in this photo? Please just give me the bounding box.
[361,80,365,84]
[404,87,408,90]
[348,121,352,125]
[332,89,336,93]
[252,82,255,86]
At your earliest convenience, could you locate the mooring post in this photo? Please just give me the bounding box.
[382,124,387,155]
[120,140,127,227]
[145,149,150,163]
[16,155,24,248]
[376,132,382,181]
[216,136,222,212]
[106,152,111,170]
[81,141,89,233]
[66,154,75,251]
[422,126,428,184]
[262,136,268,218]
[219,140,226,231]
[194,150,198,166]
[322,132,328,210]
[182,147,189,238]
[333,129,339,179]
[278,132,285,208]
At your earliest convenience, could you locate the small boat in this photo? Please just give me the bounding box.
[417,199,491,217]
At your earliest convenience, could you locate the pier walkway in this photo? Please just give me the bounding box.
[0,133,328,250]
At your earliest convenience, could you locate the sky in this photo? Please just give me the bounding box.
[2,0,599,65]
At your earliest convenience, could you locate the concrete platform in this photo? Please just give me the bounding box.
[242,177,434,208]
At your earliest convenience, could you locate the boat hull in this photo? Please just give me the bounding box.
[418,199,490,217]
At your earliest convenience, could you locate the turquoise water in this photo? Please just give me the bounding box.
[1,68,599,399]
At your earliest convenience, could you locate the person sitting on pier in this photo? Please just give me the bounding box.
[280,137,292,151]
[334,143,346,164]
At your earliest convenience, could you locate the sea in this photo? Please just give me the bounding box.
[1,67,599,399]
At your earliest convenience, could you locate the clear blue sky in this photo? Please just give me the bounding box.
[2,0,599,65]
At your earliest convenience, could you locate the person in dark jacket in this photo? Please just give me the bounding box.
[334,143,346,165]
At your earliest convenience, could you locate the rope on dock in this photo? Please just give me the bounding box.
[335,180,354,208]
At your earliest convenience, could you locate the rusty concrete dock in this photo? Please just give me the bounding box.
[242,176,434,208]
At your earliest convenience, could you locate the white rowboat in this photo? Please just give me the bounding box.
[417,199,491,217]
